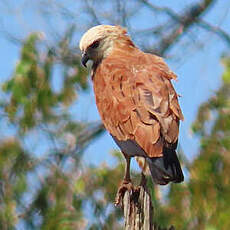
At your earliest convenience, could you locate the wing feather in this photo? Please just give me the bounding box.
[93,49,183,158]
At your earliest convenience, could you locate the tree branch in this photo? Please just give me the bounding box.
[84,0,101,25]
[140,0,181,22]
[141,0,217,56]
[197,20,230,47]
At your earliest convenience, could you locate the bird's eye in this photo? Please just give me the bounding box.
[90,40,100,49]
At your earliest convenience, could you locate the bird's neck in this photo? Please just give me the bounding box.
[91,37,137,79]
[113,36,135,50]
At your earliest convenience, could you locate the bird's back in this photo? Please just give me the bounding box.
[92,48,184,184]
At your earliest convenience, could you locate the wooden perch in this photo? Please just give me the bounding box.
[117,183,175,230]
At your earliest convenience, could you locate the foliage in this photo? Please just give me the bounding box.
[0,0,230,229]
[2,32,87,132]
[0,31,103,229]
[186,56,230,230]
[0,138,32,230]
[150,56,230,230]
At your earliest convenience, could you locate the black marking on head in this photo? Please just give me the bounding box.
[89,40,100,49]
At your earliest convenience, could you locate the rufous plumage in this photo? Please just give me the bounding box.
[79,25,184,203]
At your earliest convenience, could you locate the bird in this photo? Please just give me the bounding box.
[79,25,184,204]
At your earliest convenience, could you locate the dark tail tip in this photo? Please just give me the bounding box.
[147,148,184,185]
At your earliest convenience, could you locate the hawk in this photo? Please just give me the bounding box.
[79,25,184,203]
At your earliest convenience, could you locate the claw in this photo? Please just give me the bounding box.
[114,180,134,207]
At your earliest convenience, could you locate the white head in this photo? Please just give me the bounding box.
[79,25,131,67]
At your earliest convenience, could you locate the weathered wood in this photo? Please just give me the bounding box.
[123,186,152,230]
[120,184,175,230]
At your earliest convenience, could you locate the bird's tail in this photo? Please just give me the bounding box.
[146,147,184,185]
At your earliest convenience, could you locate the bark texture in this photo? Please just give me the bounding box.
[121,185,175,230]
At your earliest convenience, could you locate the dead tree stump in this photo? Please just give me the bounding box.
[117,184,175,230]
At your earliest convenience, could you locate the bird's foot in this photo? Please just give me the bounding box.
[114,180,138,207]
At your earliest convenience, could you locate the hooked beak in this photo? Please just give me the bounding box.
[81,52,89,68]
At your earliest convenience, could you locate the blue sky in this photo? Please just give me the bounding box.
[0,0,230,172]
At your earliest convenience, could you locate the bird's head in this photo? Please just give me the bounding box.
[79,25,133,67]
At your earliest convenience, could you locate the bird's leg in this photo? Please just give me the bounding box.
[115,154,134,206]
[123,154,131,183]
[139,172,147,187]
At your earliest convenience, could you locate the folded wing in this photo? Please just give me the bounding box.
[93,50,183,159]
